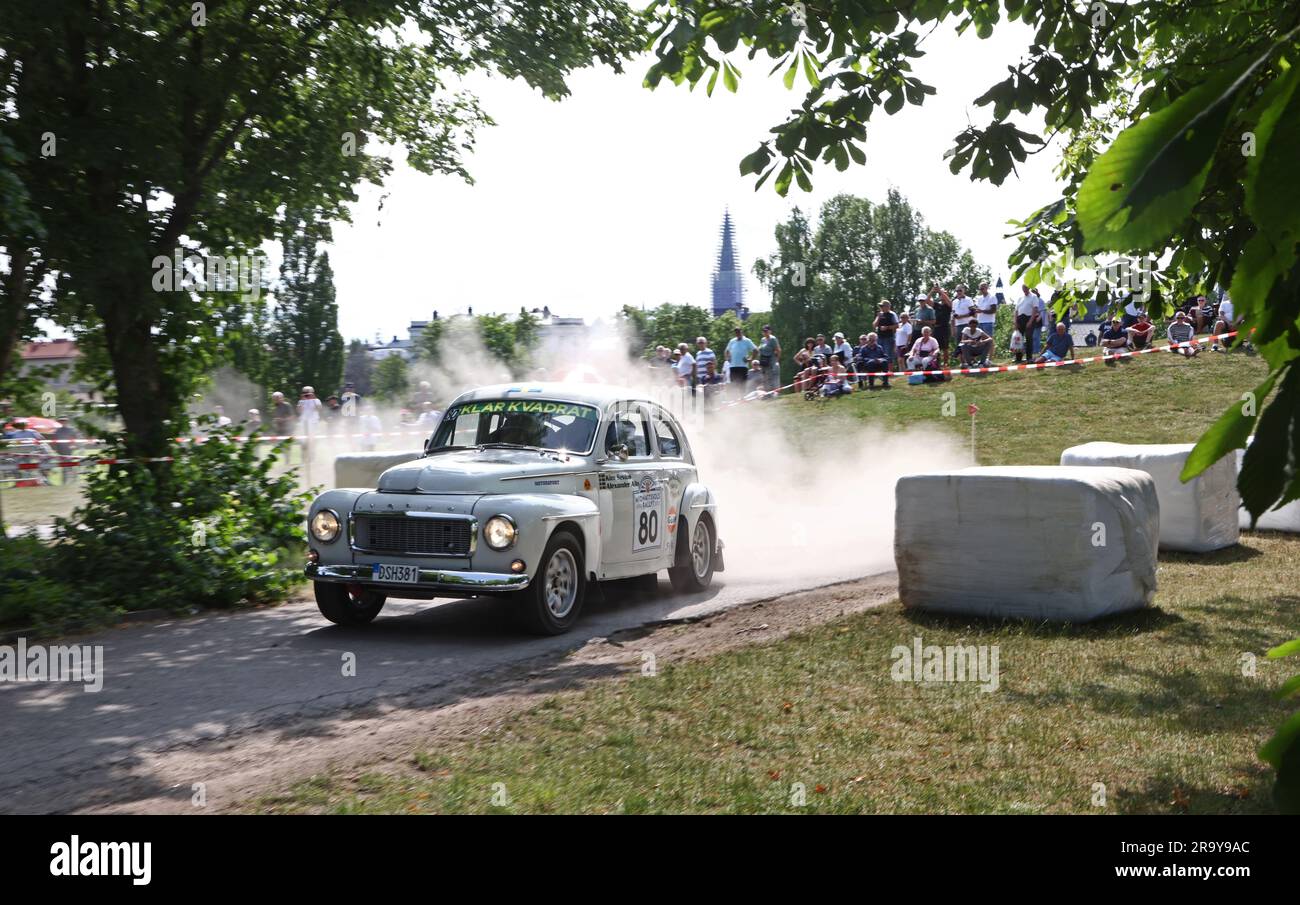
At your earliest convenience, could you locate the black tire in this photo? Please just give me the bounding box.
[669,515,715,594]
[516,530,587,635]
[314,581,386,626]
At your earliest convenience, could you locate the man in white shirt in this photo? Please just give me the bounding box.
[951,285,976,337]
[894,314,914,367]
[1014,286,1037,357]
[832,331,854,366]
[1212,295,1242,351]
[975,281,999,341]
[675,343,696,390]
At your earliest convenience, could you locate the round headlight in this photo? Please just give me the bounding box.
[310,509,341,543]
[484,515,517,550]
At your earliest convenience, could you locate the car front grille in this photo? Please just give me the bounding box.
[353,515,473,557]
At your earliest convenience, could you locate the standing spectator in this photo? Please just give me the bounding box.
[674,342,696,392]
[854,333,891,389]
[1127,313,1155,350]
[1029,288,1047,359]
[1014,284,1037,357]
[930,284,954,365]
[724,327,757,393]
[699,359,725,405]
[1036,322,1075,365]
[51,418,81,457]
[246,409,262,432]
[693,336,716,387]
[322,395,342,433]
[913,293,937,337]
[297,385,322,436]
[340,381,362,417]
[957,321,994,367]
[1167,311,1199,357]
[1120,293,1144,329]
[873,300,899,366]
[213,405,232,428]
[895,312,914,369]
[758,324,781,394]
[359,402,383,452]
[270,391,295,437]
[951,285,976,345]
[411,380,434,408]
[1098,317,1128,359]
[974,281,999,346]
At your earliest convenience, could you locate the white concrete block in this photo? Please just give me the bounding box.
[895,466,1159,622]
[1237,441,1300,532]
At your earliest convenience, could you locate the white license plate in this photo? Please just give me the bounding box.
[371,563,420,584]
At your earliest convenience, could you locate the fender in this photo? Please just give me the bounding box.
[676,482,724,572]
[471,492,602,580]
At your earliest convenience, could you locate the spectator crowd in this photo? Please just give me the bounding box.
[644,282,1248,403]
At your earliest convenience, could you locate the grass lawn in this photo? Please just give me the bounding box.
[257,348,1300,814]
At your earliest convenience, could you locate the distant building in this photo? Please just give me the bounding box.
[19,339,94,400]
[710,210,747,319]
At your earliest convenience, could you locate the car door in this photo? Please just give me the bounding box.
[647,405,694,570]
[598,404,665,576]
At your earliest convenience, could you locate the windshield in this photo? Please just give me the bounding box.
[429,399,600,454]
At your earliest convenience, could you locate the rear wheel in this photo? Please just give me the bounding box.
[517,530,587,635]
[314,582,386,626]
[669,516,715,593]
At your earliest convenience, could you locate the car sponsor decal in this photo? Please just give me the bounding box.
[447,400,598,420]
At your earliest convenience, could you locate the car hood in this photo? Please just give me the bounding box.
[375,448,589,494]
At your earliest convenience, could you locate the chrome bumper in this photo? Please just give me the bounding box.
[306,562,530,593]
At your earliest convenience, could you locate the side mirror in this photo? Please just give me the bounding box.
[423,436,435,455]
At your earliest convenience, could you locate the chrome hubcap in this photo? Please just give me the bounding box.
[691,522,711,578]
[544,548,578,618]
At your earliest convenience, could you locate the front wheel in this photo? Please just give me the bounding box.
[516,530,587,635]
[669,516,715,594]
[314,582,386,626]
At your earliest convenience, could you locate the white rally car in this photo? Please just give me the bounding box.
[305,383,724,634]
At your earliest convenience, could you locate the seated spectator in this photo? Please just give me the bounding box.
[820,354,851,397]
[812,333,833,361]
[1190,294,1214,333]
[1084,329,1098,347]
[794,339,816,391]
[854,332,891,388]
[1167,311,1199,357]
[1036,322,1076,364]
[699,359,725,405]
[907,326,940,371]
[1212,295,1244,351]
[1009,328,1025,362]
[1098,317,1128,357]
[957,321,994,367]
[832,332,853,366]
[1127,313,1155,350]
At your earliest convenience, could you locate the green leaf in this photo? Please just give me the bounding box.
[1246,60,1300,240]
[1239,363,1300,520]
[1180,370,1277,482]
[782,54,798,90]
[1277,672,1300,700]
[802,51,821,89]
[1260,708,1300,767]
[1077,66,1246,252]
[1270,637,1300,659]
[722,61,739,93]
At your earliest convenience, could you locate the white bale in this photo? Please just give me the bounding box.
[334,451,422,488]
[1059,441,1239,552]
[1237,441,1300,532]
[895,466,1159,622]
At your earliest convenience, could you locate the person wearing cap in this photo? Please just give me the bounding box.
[831,332,853,369]
[757,324,781,394]
[297,385,322,436]
[1098,316,1128,360]
[724,326,757,395]
[1167,310,1199,357]
[913,293,936,336]
[247,408,262,431]
[340,381,362,419]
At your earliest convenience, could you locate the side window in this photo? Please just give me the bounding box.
[650,409,683,458]
[604,411,650,458]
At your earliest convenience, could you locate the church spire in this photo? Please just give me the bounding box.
[711,209,746,318]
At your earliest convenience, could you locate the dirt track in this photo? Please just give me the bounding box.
[0,571,897,814]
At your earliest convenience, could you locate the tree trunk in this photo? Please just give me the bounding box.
[96,275,178,460]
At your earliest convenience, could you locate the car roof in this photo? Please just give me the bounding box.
[449,382,660,410]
